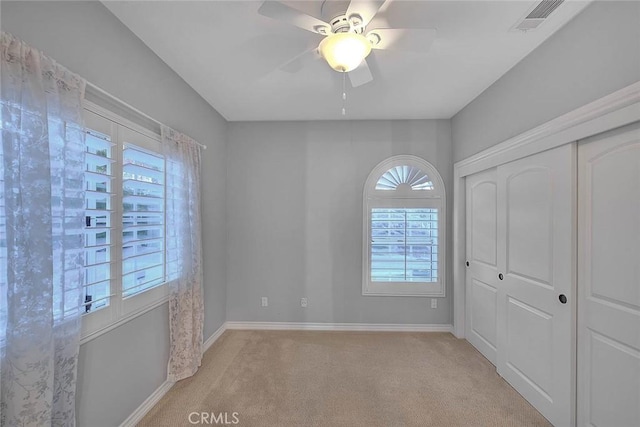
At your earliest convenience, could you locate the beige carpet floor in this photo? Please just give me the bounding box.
[139,330,551,427]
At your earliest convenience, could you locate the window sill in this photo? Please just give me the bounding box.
[362,281,445,297]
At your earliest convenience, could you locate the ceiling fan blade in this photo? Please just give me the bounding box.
[279,47,320,73]
[348,58,374,88]
[367,28,436,52]
[258,1,331,35]
[346,0,387,28]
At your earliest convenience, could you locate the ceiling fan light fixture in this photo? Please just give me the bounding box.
[318,33,372,72]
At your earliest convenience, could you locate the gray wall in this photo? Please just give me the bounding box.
[227,120,453,324]
[2,2,227,426]
[452,0,640,162]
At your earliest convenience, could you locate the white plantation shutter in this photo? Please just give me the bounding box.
[84,128,114,312]
[375,165,434,190]
[122,145,165,297]
[371,208,439,282]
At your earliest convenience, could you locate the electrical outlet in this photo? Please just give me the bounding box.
[261,297,268,307]
[301,297,308,308]
[431,298,437,309]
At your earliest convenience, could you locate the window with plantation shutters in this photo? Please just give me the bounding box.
[363,155,446,297]
[81,105,168,340]
[83,127,114,313]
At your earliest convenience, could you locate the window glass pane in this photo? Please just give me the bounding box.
[371,208,438,282]
[84,128,113,313]
[122,144,165,298]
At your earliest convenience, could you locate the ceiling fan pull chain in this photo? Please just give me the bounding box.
[342,71,347,116]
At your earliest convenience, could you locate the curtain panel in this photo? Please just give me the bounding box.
[0,32,86,426]
[162,126,204,382]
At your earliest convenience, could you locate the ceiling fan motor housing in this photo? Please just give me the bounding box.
[321,0,365,34]
[327,13,365,34]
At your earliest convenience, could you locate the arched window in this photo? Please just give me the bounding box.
[363,155,446,296]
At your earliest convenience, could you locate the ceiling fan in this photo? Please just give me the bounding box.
[258,0,437,88]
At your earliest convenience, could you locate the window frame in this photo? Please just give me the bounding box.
[362,155,446,297]
[81,101,169,343]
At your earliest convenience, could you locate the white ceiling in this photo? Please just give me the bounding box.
[104,0,591,121]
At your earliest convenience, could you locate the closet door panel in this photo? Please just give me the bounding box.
[465,168,499,365]
[497,144,574,427]
[578,124,640,427]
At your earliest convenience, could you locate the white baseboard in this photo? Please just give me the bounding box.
[119,322,228,427]
[225,321,454,333]
[119,380,174,427]
[203,322,227,352]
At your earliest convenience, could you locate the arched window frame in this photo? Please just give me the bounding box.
[362,155,446,297]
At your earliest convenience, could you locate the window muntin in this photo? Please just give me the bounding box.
[363,155,445,297]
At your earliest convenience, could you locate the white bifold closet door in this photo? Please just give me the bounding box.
[466,144,574,426]
[577,124,640,427]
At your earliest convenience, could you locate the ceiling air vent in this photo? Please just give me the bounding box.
[512,0,565,32]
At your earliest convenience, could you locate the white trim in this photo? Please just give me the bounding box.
[119,322,228,427]
[453,168,466,338]
[362,155,447,297]
[203,322,227,353]
[225,321,453,333]
[119,380,175,427]
[84,100,161,142]
[453,81,640,338]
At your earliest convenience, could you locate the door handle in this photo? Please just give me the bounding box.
[559,294,567,304]
[498,273,504,280]
[466,261,469,267]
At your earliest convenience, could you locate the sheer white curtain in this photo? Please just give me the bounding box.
[0,32,86,425]
[162,126,204,382]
